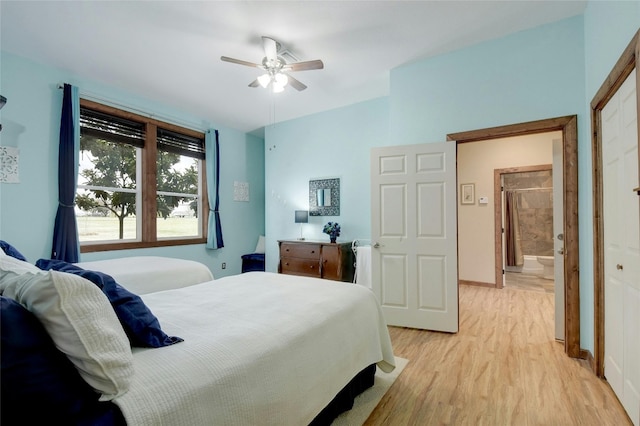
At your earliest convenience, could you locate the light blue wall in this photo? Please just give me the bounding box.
[0,52,265,278]
[390,16,585,144]
[264,97,388,271]
[582,1,640,353]
[389,16,591,344]
[264,10,639,354]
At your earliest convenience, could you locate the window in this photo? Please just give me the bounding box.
[76,99,207,252]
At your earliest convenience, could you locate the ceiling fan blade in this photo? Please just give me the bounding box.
[262,37,278,62]
[285,74,307,91]
[248,79,260,88]
[283,59,324,72]
[221,56,261,68]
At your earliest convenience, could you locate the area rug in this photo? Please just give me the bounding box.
[332,357,409,425]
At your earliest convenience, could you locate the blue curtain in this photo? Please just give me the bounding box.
[205,129,224,249]
[51,84,80,262]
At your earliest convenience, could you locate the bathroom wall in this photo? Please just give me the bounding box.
[504,170,554,257]
[457,132,556,285]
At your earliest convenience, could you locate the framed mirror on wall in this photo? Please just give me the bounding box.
[309,178,340,216]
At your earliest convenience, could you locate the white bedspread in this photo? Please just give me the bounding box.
[113,272,395,426]
[76,256,214,295]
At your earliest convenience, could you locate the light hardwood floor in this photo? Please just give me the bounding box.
[365,284,632,425]
[504,271,555,293]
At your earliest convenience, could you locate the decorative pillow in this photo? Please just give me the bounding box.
[0,296,122,424]
[0,248,40,274]
[255,235,266,254]
[0,267,133,401]
[0,240,28,261]
[36,259,183,348]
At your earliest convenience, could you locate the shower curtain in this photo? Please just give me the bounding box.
[505,191,523,267]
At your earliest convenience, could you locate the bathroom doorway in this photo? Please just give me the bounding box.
[499,166,554,284]
[448,115,580,358]
[496,162,565,341]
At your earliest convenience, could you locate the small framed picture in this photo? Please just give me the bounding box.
[460,183,475,205]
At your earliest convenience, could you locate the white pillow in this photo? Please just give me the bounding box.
[0,248,40,274]
[255,235,266,254]
[0,265,134,401]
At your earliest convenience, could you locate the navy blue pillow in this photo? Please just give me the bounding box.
[0,296,125,425]
[0,240,27,261]
[36,259,183,348]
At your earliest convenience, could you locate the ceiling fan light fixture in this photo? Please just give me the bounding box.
[274,72,288,87]
[257,73,271,88]
[222,36,323,93]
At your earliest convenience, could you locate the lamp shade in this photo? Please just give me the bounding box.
[257,74,271,88]
[294,210,309,223]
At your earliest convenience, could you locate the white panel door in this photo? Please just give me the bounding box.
[603,68,639,426]
[371,142,458,332]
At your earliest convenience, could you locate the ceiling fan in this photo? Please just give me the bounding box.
[221,36,324,93]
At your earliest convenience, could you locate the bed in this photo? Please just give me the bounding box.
[0,246,395,426]
[75,256,214,295]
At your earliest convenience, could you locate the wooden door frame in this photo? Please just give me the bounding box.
[592,29,640,377]
[494,164,553,290]
[448,114,580,358]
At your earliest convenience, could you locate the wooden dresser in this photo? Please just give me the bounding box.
[278,240,354,282]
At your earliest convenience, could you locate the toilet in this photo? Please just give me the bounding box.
[536,256,554,280]
[521,255,543,275]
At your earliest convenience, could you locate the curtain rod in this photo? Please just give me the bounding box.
[57,84,207,132]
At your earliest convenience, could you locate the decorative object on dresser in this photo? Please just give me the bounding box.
[278,240,354,282]
[294,210,309,240]
[322,221,341,243]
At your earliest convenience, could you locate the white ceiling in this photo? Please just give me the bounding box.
[1,1,586,136]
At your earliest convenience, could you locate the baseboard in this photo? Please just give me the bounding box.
[580,348,595,371]
[459,280,496,288]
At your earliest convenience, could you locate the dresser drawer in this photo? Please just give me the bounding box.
[280,257,321,278]
[280,243,321,260]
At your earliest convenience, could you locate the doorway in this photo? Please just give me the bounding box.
[448,115,580,358]
[496,165,554,289]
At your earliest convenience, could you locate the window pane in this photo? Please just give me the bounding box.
[157,152,199,195]
[157,196,200,239]
[156,151,201,239]
[76,135,139,242]
[76,189,138,241]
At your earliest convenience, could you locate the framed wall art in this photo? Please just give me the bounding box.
[460,183,475,205]
[309,178,340,216]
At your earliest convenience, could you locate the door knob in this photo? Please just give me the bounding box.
[616,264,623,270]
[373,242,380,248]
[558,248,564,255]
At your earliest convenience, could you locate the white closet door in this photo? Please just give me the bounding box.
[603,68,639,426]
